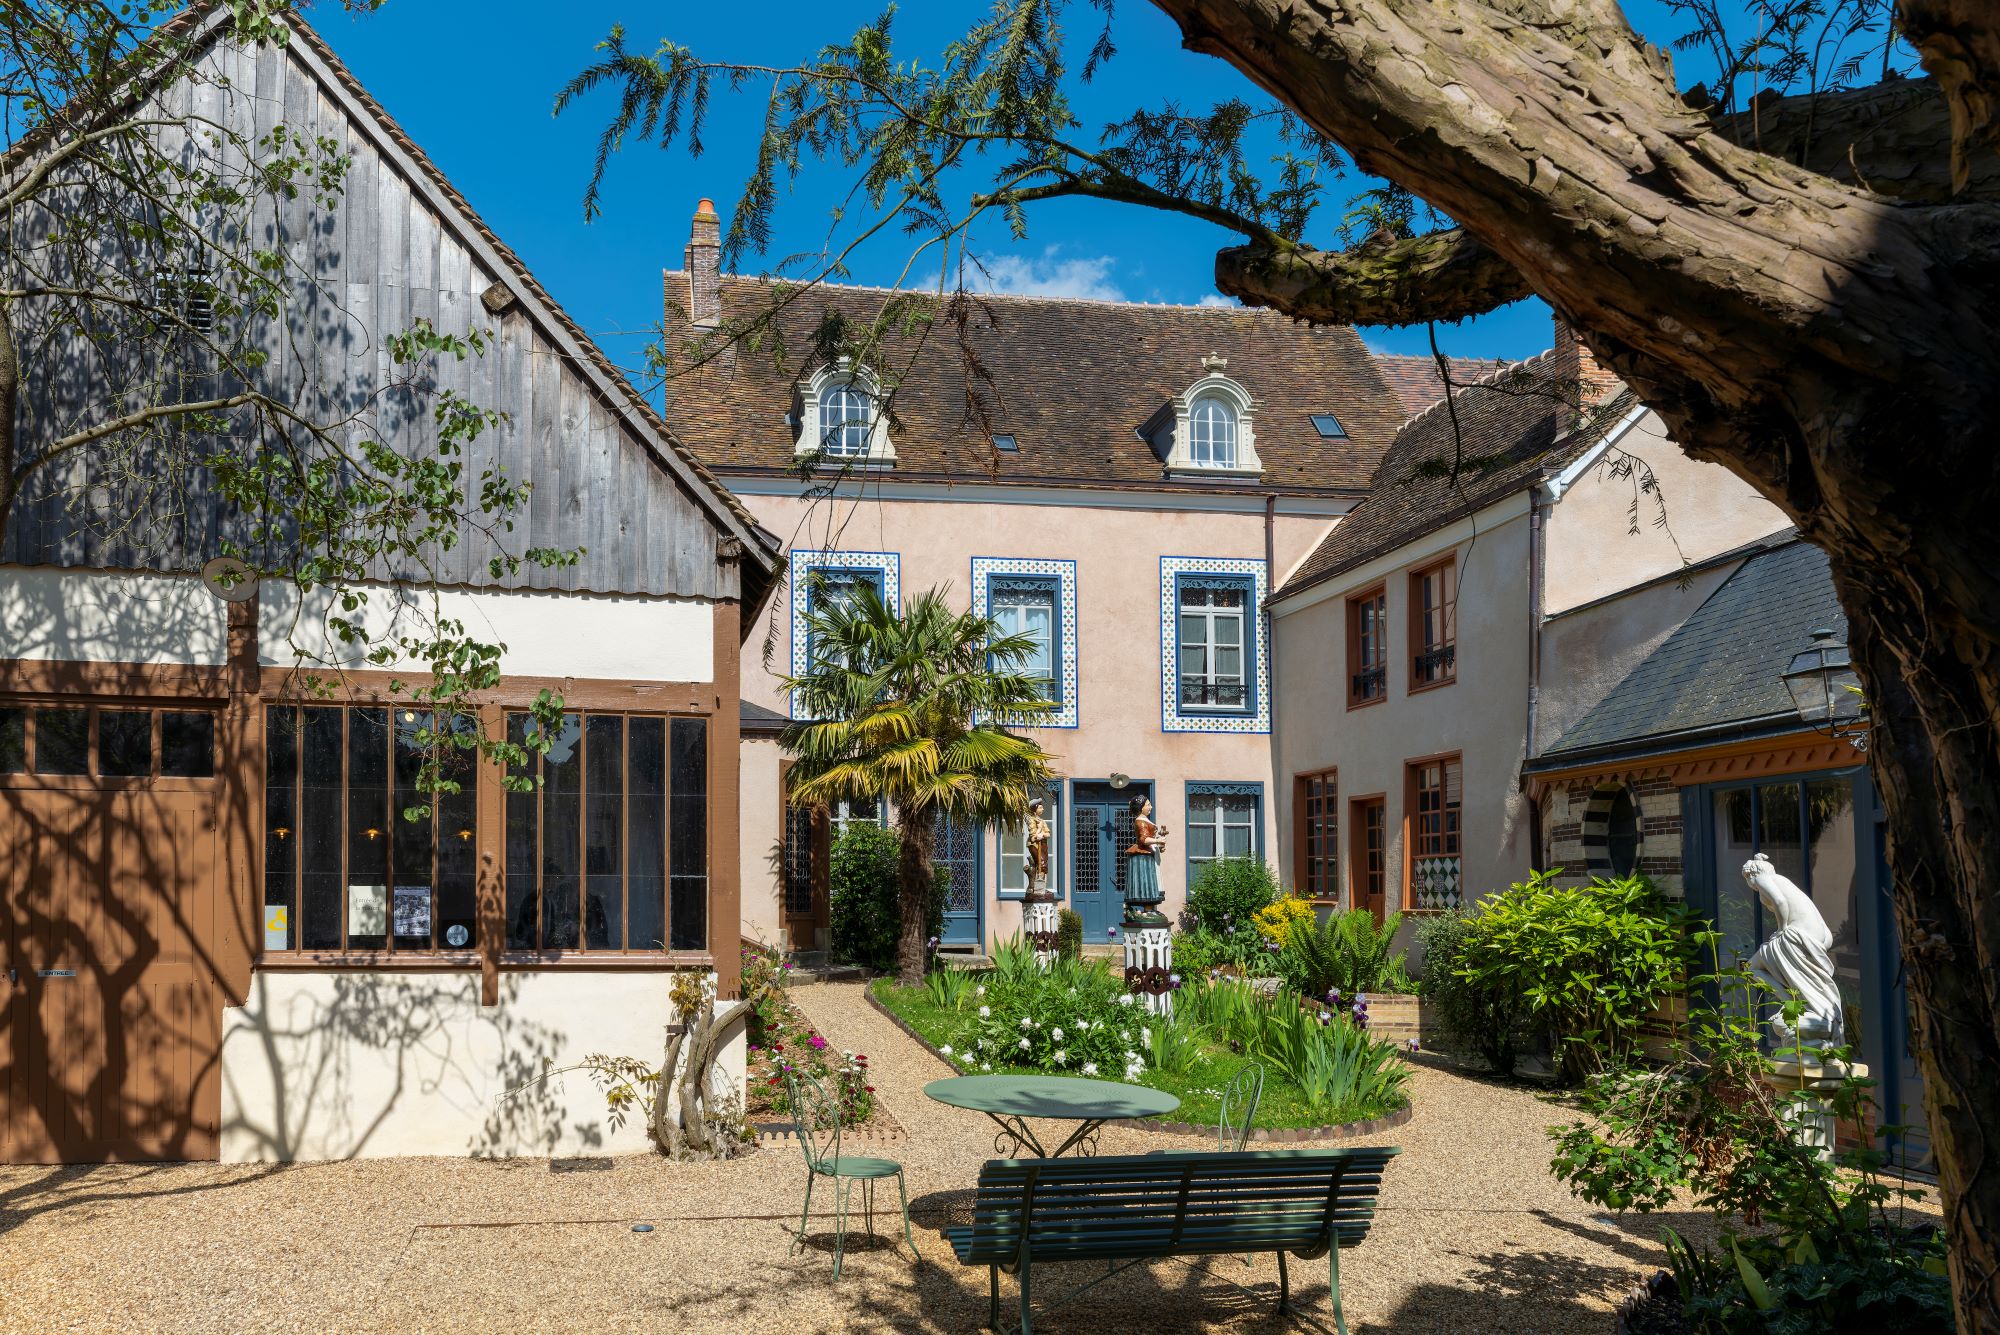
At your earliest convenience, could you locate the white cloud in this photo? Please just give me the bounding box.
[975,247,1126,301]
[1196,293,1239,308]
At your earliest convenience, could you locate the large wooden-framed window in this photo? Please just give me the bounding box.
[262,705,476,954]
[1404,754,1464,912]
[1345,586,1388,707]
[1294,769,1338,902]
[0,703,217,782]
[504,711,708,954]
[1350,795,1387,920]
[1409,557,1458,690]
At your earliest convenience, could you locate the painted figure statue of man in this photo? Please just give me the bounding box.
[1024,798,1051,889]
[1742,852,1846,1052]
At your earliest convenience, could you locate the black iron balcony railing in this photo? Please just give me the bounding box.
[1350,664,1386,701]
[1179,678,1249,710]
[1412,644,1457,684]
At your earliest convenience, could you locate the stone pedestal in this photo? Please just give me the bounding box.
[1761,1058,1866,1159]
[1023,876,1060,967]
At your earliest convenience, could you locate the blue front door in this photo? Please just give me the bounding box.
[1070,782,1150,942]
[935,811,982,947]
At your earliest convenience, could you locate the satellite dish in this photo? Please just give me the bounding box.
[1108,772,1130,789]
[200,555,258,603]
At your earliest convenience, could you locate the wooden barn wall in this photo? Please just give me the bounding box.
[3,35,736,603]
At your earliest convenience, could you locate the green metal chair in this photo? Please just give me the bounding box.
[1217,1061,1265,1152]
[782,1066,915,1278]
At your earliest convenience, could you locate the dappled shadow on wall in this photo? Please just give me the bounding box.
[219,972,574,1162]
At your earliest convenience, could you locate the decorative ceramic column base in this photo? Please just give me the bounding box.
[1023,876,1059,968]
[1761,1058,1865,1160]
[1122,911,1174,1016]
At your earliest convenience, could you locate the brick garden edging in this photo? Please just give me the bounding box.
[863,981,1417,1144]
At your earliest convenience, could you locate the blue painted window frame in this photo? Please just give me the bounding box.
[802,565,885,669]
[1183,781,1265,887]
[986,571,1063,707]
[1172,571,1259,718]
[996,780,1065,901]
[972,558,1079,729]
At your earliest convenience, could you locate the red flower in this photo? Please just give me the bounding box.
[865,1086,875,1092]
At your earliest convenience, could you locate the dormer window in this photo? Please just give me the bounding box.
[1157,354,1261,478]
[818,381,875,458]
[1189,396,1238,469]
[797,362,894,465]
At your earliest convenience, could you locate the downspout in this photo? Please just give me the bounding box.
[1525,483,1548,866]
[1265,491,1279,867]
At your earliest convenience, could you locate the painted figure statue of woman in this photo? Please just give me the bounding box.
[1124,794,1169,904]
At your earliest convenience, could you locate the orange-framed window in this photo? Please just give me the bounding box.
[1345,586,1388,707]
[1409,557,1457,689]
[1409,756,1463,859]
[1294,769,1338,901]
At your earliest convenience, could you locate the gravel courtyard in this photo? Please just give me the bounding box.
[0,980,1722,1335]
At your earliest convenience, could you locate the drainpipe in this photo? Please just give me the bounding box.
[1525,484,1548,866]
[1265,492,1280,880]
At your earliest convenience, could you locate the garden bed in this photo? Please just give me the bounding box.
[742,948,890,1134]
[869,972,1410,1134]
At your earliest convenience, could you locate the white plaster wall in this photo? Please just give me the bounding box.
[257,583,714,682]
[221,969,745,1162]
[740,735,788,949]
[1544,410,1788,614]
[1271,508,1536,909]
[0,566,229,665]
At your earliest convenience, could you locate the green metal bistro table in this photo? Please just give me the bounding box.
[925,1074,1180,1159]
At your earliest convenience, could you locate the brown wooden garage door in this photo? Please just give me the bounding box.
[2,705,224,1163]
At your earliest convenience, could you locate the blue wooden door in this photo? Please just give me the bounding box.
[935,811,982,947]
[1069,783,1148,942]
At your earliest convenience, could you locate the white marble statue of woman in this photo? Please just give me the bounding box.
[1742,853,1845,1052]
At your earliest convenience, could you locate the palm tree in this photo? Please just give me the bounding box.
[782,580,1058,985]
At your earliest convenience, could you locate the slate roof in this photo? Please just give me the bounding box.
[1275,354,1625,599]
[1535,537,1843,765]
[660,276,1409,495]
[740,699,789,736]
[1370,352,1516,415]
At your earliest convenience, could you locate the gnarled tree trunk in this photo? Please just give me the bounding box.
[1140,1,2000,1323]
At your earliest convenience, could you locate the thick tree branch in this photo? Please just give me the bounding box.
[1900,0,2000,190]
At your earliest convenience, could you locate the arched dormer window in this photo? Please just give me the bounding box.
[797,362,895,464]
[1189,395,1238,469]
[818,381,875,458]
[1162,355,1260,476]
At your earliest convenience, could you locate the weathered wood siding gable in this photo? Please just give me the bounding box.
[5,25,747,603]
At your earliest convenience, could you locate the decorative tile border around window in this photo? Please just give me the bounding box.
[788,549,901,719]
[1411,855,1463,912]
[1158,556,1271,734]
[970,557,1079,729]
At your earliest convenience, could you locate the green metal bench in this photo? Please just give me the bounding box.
[945,1146,1399,1335]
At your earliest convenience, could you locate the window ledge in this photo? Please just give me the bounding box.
[1407,676,1458,696]
[792,447,897,469]
[1345,694,1387,712]
[1164,465,1263,482]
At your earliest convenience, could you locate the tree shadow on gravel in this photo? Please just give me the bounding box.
[0,1162,285,1239]
[1365,1245,1647,1335]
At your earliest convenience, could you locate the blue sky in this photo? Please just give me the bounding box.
[311,1,1800,374]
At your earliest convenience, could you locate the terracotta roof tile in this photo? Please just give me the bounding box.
[1276,356,1631,599]
[660,276,1409,495]
[1369,352,1518,416]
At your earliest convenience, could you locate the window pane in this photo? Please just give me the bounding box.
[585,715,624,949]
[435,726,478,952]
[1217,645,1242,678]
[1757,782,1806,889]
[1179,612,1204,646]
[160,712,215,777]
[0,708,23,773]
[628,718,667,951]
[999,824,1026,895]
[668,718,708,952]
[542,714,582,950]
[33,708,87,775]
[264,708,297,951]
[99,710,152,778]
[504,713,539,950]
[347,709,389,950]
[1188,814,1217,861]
[391,712,433,951]
[300,707,344,950]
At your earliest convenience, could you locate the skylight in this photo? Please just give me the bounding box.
[992,434,1019,452]
[1310,413,1348,439]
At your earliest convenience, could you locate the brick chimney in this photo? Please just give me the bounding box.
[1551,315,1623,414]
[684,197,721,328]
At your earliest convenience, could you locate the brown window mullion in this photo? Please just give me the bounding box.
[621,719,631,955]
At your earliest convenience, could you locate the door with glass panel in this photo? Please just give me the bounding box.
[934,810,981,948]
[1069,781,1149,942]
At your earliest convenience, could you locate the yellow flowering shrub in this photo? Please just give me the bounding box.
[1253,893,1316,944]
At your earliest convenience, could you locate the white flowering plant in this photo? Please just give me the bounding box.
[943,952,1146,1078]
